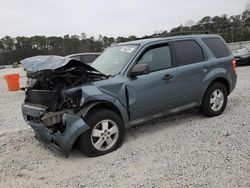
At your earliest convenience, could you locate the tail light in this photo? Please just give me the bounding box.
[231,59,237,74]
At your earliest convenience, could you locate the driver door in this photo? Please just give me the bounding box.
[125,43,179,121]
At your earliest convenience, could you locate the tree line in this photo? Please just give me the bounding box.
[0,10,249,65]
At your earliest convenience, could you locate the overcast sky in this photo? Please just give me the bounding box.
[0,0,249,38]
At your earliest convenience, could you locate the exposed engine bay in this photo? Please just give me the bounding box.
[21,56,107,131]
[25,64,106,111]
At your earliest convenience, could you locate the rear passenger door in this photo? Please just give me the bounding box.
[173,40,211,104]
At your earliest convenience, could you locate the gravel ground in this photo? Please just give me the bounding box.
[0,67,249,188]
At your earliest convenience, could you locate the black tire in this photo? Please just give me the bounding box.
[201,82,228,117]
[79,109,125,157]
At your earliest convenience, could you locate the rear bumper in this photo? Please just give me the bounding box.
[22,103,90,156]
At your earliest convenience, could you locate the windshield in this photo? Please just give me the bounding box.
[91,45,138,76]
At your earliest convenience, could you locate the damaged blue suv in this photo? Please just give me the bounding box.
[21,34,237,157]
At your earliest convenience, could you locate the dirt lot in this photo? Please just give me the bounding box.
[0,67,249,188]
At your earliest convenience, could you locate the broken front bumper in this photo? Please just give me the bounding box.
[22,103,90,156]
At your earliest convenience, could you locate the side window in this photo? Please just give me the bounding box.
[202,38,230,58]
[138,45,172,72]
[80,55,97,64]
[70,55,80,61]
[174,40,204,66]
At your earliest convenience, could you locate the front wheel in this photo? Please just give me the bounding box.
[201,82,228,117]
[79,109,125,157]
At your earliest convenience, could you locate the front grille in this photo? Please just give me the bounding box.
[25,90,61,111]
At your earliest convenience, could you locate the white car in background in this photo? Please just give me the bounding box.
[233,44,250,65]
[66,53,101,65]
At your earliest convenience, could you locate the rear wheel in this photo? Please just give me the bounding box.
[79,109,125,157]
[201,82,228,117]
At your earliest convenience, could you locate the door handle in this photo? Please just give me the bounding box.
[163,74,174,80]
[202,66,209,72]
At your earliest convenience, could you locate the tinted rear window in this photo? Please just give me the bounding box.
[202,38,230,58]
[174,40,204,66]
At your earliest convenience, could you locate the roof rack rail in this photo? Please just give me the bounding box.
[168,31,211,36]
[138,31,211,40]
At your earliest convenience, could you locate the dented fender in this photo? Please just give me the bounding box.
[77,83,130,126]
[53,113,90,154]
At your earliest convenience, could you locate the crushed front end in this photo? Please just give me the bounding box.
[21,56,108,155]
[22,104,89,155]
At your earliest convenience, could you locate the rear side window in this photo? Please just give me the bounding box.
[202,38,230,58]
[138,45,172,72]
[174,40,204,66]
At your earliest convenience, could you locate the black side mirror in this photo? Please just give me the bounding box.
[130,64,150,77]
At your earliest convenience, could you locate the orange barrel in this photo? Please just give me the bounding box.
[3,74,20,91]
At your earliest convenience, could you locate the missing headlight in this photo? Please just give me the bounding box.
[64,88,83,109]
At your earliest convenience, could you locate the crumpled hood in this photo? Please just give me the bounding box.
[21,55,98,73]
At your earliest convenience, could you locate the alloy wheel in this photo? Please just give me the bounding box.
[210,89,224,111]
[91,120,119,151]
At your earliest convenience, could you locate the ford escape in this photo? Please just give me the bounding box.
[21,34,237,157]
